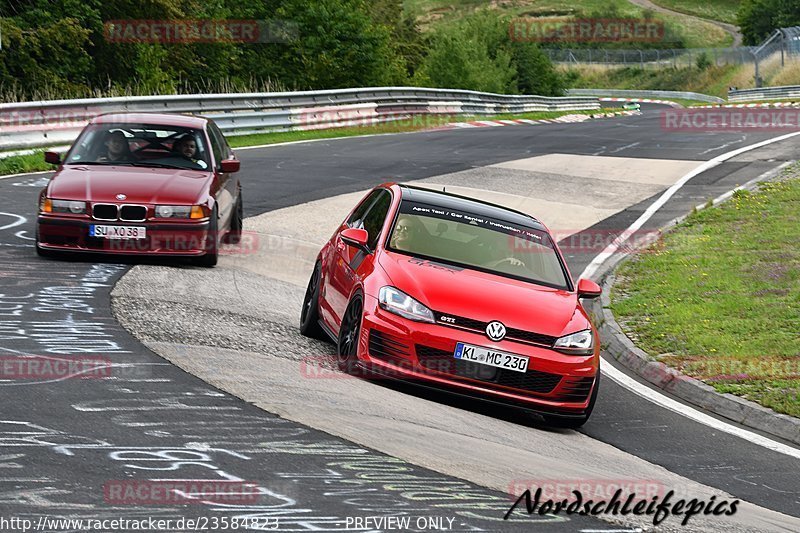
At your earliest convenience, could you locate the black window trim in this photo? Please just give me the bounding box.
[346,187,394,253]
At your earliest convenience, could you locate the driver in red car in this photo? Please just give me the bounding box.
[98,130,135,162]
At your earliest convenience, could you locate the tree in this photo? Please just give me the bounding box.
[265,0,405,89]
[512,42,565,96]
[738,0,800,45]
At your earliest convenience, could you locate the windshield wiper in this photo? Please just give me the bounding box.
[64,161,120,166]
[127,161,187,170]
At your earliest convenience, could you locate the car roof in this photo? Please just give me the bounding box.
[397,184,546,231]
[90,112,208,129]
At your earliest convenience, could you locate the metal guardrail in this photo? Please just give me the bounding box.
[0,87,600,153]
[728,85,800,102]
[567,89,724,104]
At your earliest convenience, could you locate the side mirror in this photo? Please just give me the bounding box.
[577,278,602,299]
[220,159,240,173]
[340,227,369,252]
[44,151,61,165]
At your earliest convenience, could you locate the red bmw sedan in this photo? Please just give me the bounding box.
[35,113,242,267]
[300,183,603,427]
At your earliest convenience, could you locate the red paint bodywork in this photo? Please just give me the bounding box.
[36,113,241,257]
[315,183,601,417]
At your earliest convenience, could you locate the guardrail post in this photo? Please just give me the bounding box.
[753,50,761,87]
[780,29,785,67]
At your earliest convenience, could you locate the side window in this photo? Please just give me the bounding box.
[361,190,392,249]
[347,190,382,229]
[207,126,224,169]
[209,122,232,158]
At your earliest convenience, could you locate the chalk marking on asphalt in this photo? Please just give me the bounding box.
[607,142,640,154]
[0,170,52,181]
[579,132,800,458]
[581,530,643,533]
[699,138,744,155]
[0,212,26,231]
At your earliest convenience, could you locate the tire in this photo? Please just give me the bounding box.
[337,295,364,375]
[196,206,219,267]
[299,261,327,340]
[541,372,599,429]
[226,191,243,245]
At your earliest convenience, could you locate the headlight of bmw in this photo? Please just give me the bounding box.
[41,198,87,215]
[155,205,207,219]
[553,329,595,355]
[378,286,435,323]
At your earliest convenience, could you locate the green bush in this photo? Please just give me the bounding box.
[413,11,565,96]
[695,52,713,70]
[413,13,517,93]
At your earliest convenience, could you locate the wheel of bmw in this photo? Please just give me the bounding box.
[227,192,243,244]
[197,206,219,267]
[299,261,326,340]
[541,372,599,429]
[337,295,363,374]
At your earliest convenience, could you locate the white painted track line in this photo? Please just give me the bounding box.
[602,362,800,460]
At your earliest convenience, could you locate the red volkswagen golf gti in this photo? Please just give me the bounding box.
[300,184,603,427]
[35,113,242,267]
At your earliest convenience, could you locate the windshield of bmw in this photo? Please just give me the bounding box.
[65,123,210,171]
[387,201,570,290]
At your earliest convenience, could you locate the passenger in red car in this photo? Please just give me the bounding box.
[173,135,198,159]
[98,131,135,162]
[173,135,208,169]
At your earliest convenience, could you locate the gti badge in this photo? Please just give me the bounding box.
[116,194,127,201]
[486,321,506,341]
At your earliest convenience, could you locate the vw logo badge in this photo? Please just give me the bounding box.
[116,194,127,201]
[485,321,506,342]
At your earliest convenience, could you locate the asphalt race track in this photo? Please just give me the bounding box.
[2,105,799,532]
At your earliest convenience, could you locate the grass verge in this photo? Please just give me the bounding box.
[226,108,619,149]
[0,152,52,176]
[611,168,800,417]
[649,0,741,25]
